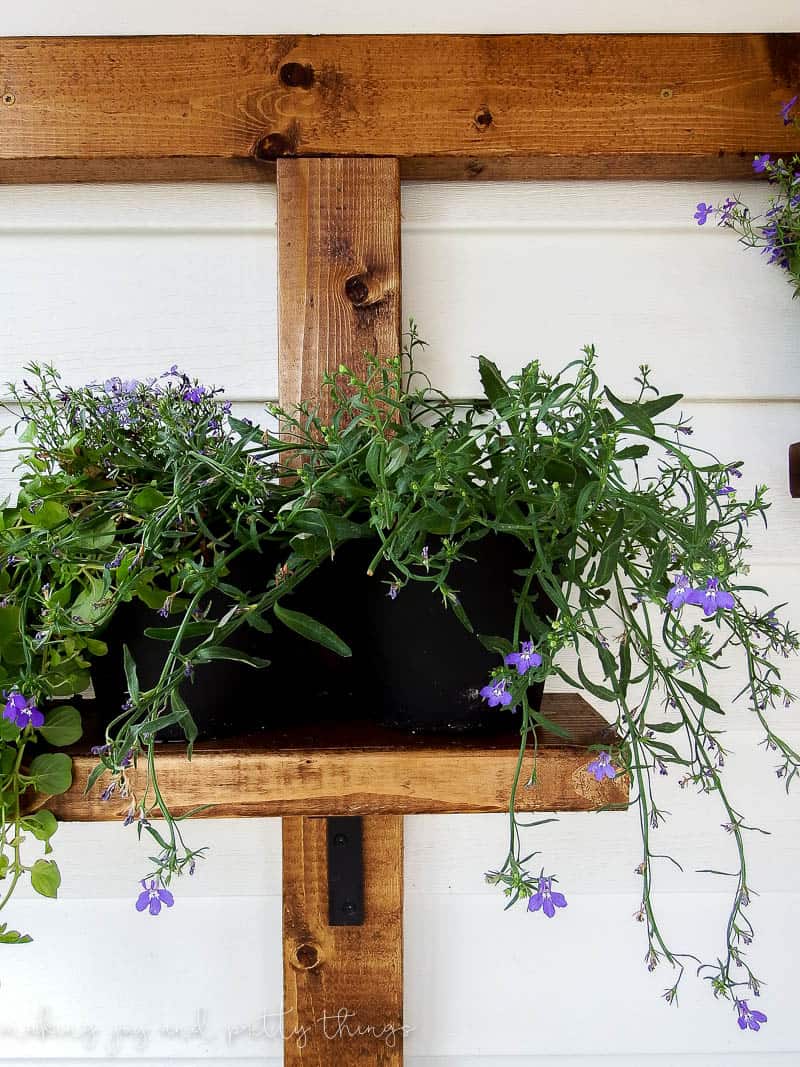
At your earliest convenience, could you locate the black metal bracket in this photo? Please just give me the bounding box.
[327,816,364,926]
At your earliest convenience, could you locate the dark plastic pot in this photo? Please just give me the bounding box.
[329,536,555,734]
[91,547,340,741]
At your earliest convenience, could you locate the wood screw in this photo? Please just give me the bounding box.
[474,107,493,129]
[2,92,15,106]
[660,88,673,99]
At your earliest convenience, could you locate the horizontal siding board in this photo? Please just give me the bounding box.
[3,182,797,402]
[1,0,799,34]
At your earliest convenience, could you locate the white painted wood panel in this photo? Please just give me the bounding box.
[3,182,796,402]
[2,0,798,34]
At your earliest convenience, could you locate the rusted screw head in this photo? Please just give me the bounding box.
[474,107,493,129]
[2,92,15,106]
[660,88,673,100]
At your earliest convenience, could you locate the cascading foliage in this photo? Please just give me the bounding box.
[0,335,797,1033]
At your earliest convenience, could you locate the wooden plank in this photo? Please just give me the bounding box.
[277,157,401,418]
[35,695,627,820]
[282,815,404,1065]
[1,34,799,183]
[278,155,403,1066]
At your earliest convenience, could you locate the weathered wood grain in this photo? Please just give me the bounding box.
[1,34,799,183]
[277,157,401,418]
[278,155,403,1066]
[36,695,626,820]
[282,815,404,1066]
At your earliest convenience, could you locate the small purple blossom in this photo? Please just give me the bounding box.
[717,485,736,495]
[182,386,207,404]
[736,1000,767,1032]
[694,202,715,226]
[3,692,44,730]
[753,154,771,174]
[91,743,111,756]
[387,582,400,601]
[135,879,175,916]
[666,573,691,610]
[587,751,618,782]
[480,677,512,708]
[504,640,543,676]
[685,578,735,617]
[780,95,798,125]
[527,876,567,918]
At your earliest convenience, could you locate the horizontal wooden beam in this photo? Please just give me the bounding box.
[35,695,627,820]
[1,34,798,183]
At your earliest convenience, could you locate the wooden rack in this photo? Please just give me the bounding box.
[5,30,798,1066]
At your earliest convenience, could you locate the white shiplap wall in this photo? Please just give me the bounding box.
[2,179,799,1066]
[1,4,800,1064]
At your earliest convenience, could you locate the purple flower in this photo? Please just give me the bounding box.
[736,1000,767,1032]
[587,751,618,782]
[527,876,567,918]
[780,95,798,125]
[717,485,736,495]
[135,879,175,916]
[686,578,735,617]
[666,573,691,610]
[504,640,543,676]
[3,692,44,729]
[387,583,399,601]
[719,197,737,224]
[694,202,715,226]
[480,677,512,708]
[182,386,207,404]
[753,154,771,174]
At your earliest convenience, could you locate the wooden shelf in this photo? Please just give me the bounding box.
[41,694,627,821]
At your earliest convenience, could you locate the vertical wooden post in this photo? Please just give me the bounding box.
[277,157,404,1066]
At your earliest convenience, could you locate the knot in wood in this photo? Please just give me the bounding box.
[344,275,370,307]
[252,129,297,161]
[279,62,315,89]
[293,941,321,970]
[473,107,493,130]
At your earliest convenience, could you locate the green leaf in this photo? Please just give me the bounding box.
[25,500,69,529]
[640,393,683,418]
[84,638,108,657]
[39,705,83,747]
[243,611,273,634]
[122,644,140,702]
[647,721,683,733]
[0,717,20,742]
[70,576,111,626]
[194,646,270,668]
[0,605,21,645]
[22,810,58,853]
[133,486,168,511]
[577,660,618,703]
[170,690,198,750]
[677,680,725,715]
[30,858,61,898]
[0,921,32,944]
[28,753,73,796]
[477,634,513,656]
[273,604,352,658]
[478,356,509,408]
[616,444,650,461]
[604,389,655,437]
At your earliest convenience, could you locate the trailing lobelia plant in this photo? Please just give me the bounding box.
[0,365,328,940]
[1,337,798,1035]
[694,95,800,296]
[271,329,799,1030]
